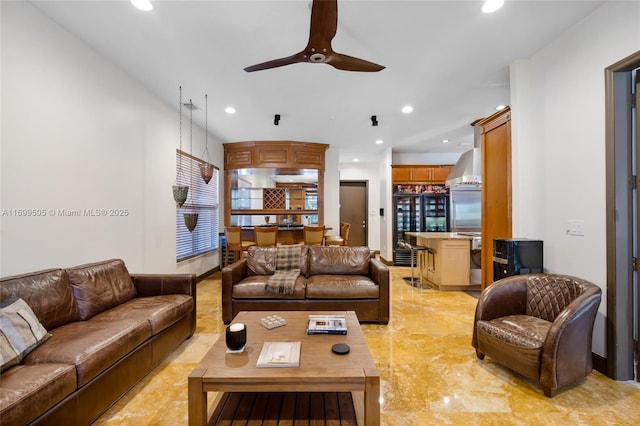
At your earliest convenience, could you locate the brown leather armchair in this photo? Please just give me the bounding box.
[472,273,602,397]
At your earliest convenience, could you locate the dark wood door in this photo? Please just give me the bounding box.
[339,181,368,246]
[478,108,512,289]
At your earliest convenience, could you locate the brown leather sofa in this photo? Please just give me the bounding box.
[222,245,389,324]
[0,259,196,425]
[472,273,602,397]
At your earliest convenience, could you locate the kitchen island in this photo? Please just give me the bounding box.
[405,232,479,290]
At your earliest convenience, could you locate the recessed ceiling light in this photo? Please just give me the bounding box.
[442,139,450,144]
[225,106,236,114]
[496,104,507,110]
[375,139,384,145]
[402,105,413,114]
[482,0,504,14]
[131,0,153,12]
[353,158,359,162]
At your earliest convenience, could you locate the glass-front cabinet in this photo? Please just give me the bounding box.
[224,141,328,228]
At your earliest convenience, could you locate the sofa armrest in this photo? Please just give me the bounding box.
[540,288,602,395]
[222,259,248,323]
[472,275,528,350]
[369,258,390,324]
[131,274,196,298]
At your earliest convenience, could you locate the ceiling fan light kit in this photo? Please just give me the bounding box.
[244,0,384,73]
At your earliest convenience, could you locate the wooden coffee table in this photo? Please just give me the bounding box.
[188,311,380,425]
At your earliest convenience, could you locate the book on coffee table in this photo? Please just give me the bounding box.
[256,341,301,368]
[306,315,348,335]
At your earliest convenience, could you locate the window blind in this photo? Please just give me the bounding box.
[175,149,219,261]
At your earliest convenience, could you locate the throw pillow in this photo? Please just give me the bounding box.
[0,296,50,372]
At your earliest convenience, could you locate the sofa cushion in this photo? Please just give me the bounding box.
[0,363,77,426]
[475,315,551,381]
[67,259,137,320]
[24,317,151,386]
[308,246,370,276]
[306,275,379,299]
[247,246,309,277]
[0,268,80,330]
[247,247,276,275]
[232,275,306,299]
[91,295,194,335]
[0,297,51,372]
[477,315,551,349]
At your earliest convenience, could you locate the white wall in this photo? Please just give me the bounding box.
[510,1,640,356]
[323,147,341,238]
[380,148,394,262]
[1,2,223,276]
[392,152,461,165]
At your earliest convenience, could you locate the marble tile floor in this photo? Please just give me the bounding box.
[95,266,640,425]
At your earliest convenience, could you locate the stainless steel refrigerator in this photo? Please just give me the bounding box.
[449,187,481,232]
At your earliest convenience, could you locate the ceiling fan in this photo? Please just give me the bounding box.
[244,0,385,73]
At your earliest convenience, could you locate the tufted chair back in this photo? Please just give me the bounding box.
[525,275,591,322]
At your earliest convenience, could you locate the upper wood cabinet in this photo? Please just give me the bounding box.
[391,165,453,184]
[477,107,512,289]
[224,141,328,170]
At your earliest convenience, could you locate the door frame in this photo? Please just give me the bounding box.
[605,50,640,381]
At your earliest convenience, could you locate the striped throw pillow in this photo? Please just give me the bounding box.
[0,297,50,372]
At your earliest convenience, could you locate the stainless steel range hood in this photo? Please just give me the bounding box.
[445,148,482,188]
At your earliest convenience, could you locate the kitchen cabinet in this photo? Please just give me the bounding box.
[409,233,474,290]
[423,238,471,289]
[476,107,512,289]
[391,165,453,184]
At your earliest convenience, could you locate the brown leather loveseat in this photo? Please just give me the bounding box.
[472,273,602,397]
[0,259,196,425]
[222,245,389,324]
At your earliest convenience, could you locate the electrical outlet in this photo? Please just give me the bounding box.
[566,220,585,236]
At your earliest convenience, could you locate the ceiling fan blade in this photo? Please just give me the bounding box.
[326,53,385,72]
[309,0,338,43]
[244,52,308,72]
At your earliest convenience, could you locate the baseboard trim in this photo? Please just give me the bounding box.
[197,267,219,282]
[592,352,607,376]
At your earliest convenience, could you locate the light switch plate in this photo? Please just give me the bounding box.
[566,220,585,236]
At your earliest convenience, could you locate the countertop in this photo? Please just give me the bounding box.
[404,232,475,240]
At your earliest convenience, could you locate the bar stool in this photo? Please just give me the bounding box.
[398,239,428,288]
[254,226,279,247]
[325,222,350,246]
[224,226,255,266]
[303,225,325,245]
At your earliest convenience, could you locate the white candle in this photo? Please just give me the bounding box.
[229,323,245,332]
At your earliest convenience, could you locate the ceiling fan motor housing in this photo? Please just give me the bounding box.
[310,53,326,62]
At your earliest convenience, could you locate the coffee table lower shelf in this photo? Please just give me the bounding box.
[207,391,361,425]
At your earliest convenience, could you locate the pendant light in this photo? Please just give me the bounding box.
[183,98,199,232]
[199,94,213,184]
[172,86,189,207]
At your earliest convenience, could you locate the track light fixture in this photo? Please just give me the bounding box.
[274,114,281,125]
[371,115,378,127]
